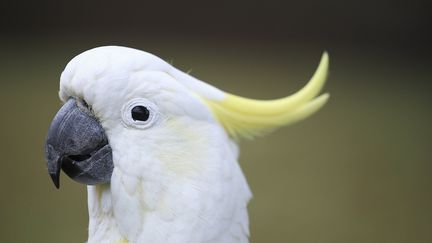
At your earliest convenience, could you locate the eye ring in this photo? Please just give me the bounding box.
[121,98,159,129]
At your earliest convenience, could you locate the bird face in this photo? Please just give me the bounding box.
[45,46,217,188]
[45,45,329,189]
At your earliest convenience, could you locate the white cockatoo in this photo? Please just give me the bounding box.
[45,46,329,243]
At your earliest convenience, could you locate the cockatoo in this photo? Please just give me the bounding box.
[45,46,329,243]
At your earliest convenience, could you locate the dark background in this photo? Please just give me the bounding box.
[2,0,432,48]
[0,1,431,242]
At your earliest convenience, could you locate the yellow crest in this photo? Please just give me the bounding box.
[205,52,330,139]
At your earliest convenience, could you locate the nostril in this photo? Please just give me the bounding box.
[68,154,91,162]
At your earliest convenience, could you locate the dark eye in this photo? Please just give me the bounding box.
[131,106,150,121]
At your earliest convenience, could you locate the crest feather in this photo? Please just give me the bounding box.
[204,52,330,139]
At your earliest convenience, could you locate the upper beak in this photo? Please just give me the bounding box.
[45,98,113,189]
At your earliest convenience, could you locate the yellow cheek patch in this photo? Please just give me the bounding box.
[205,52,330,139]
[158,119,207,175]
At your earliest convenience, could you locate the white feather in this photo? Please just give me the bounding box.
[60,46,252,243]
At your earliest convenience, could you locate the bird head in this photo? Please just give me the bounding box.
[45,46,329,188]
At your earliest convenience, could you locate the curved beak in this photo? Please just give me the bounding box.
[45,98,113,189]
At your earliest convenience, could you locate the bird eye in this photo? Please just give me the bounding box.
[121,98,158,129]
[131,106,150,121]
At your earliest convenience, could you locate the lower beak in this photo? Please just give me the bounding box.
[45,98,113,188]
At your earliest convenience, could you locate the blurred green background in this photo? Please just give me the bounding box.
[0,0,431,242]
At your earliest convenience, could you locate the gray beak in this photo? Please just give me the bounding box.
[45,98,113,189]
